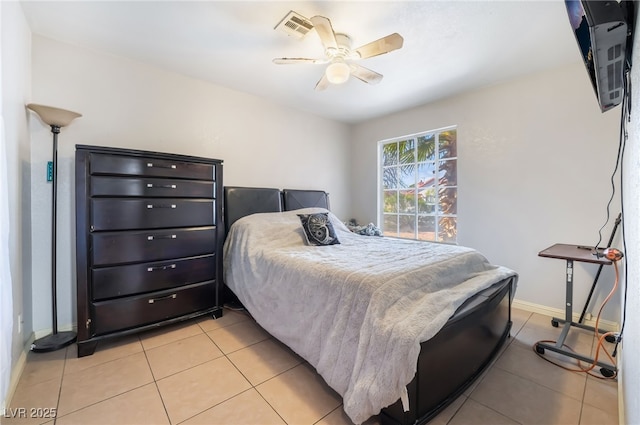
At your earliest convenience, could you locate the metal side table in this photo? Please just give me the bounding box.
[536,243,615,376]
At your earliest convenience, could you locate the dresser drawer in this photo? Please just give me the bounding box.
[91,281,216,336]
[91,227,215,266]
[90,153,215,180]
[91,199,215,231]
[90,176,215,198]
[92,254,216,300]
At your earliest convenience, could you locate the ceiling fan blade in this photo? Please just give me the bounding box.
[273,58,326,65]
[350,63,383,85]
[354,33,404,59]
[314,74,330,91]
[310,15,338,50]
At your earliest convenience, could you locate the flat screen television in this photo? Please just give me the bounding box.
[565,0,634,112]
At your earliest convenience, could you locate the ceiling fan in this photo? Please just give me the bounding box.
[273,15,404,91]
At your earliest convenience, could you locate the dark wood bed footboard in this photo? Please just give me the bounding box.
[380,276,514,425]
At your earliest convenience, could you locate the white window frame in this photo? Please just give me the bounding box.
[377,126,458,243]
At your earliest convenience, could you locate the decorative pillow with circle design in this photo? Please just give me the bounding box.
[297,212,341,246]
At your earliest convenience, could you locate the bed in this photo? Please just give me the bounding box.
[222,186,518,425]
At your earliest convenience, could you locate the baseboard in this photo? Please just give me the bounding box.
[2,332,34,413]
[512,299,619,332]
[4,326,76,412]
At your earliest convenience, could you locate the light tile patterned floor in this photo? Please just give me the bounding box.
[2,308,619,425]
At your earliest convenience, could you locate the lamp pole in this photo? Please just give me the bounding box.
[50,124,60,336]
[26,103,81,352]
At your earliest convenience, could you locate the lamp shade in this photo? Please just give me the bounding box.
[325,61,351,85]
[27,103,82,127]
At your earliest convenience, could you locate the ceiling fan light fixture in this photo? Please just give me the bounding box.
[273,15,403,90]
[326,61,350,85]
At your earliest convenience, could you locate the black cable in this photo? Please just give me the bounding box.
[593,72,628,252]
[590,68,630,355]
[614,70,632,356]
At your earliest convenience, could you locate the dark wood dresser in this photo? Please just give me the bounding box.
[75,145,224,357]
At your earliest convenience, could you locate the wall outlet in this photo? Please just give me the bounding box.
[17,314,22,334]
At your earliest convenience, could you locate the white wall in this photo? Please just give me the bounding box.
[622,5,640,422]
[350,63,623,322]
[1,0,32,407]
[30,35,352,333]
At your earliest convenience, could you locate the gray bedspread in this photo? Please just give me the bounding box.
[223,208,517,424]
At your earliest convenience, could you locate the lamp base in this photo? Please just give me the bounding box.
[31,331,77,353]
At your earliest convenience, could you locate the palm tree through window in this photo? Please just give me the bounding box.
[379,127,457,242]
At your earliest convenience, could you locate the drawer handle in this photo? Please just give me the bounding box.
[147,234,177,241]
[148,293,177,304]
[147,263,177,272]
[146,183,177,189]
[147,204,177,209]
[147,162,177,169]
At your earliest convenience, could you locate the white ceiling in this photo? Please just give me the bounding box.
[21,0,582,124]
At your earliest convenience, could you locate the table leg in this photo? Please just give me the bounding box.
[537,260,616,374]
[565,259,573,323]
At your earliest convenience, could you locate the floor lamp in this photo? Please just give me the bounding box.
[27,103,82,352]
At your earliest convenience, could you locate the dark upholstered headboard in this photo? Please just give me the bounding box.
[223,186,330,234]
[223,186,282,233]
[282,189,330,211]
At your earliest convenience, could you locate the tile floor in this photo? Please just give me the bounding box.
[2,307,619,425]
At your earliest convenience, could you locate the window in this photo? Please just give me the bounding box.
[379,127,457,243]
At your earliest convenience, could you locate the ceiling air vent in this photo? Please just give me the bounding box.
[275,11,313,39]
